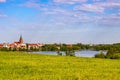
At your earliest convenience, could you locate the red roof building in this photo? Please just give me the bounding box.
[27,43,43,49]
[0,35,43,51]
[0,44,3,48]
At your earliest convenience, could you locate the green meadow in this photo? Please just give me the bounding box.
[0,52,120,80]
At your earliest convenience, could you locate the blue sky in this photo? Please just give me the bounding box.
[0,0,120,44]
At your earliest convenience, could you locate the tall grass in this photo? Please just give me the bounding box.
[0,51,120,80]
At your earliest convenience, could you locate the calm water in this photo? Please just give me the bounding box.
[33,50,107,58]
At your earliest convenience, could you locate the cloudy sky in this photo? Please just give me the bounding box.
[0,0,120,44]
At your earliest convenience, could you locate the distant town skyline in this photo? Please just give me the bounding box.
[1,0,120,44]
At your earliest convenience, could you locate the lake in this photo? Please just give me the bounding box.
[32,50,107,58]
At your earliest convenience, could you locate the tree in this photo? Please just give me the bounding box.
[94,53,105,58]
[106,45,120,59]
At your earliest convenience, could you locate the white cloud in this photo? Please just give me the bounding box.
[18,0,48,11]
[17,0,120,27]
[0,0,6,3]
[93,0,100,1]
[74,1,120,14]
[53,0,87,4]
[0,14,7,18]
[96,14,120,26]
[45,8,74,16]
[19,1,40,8]
[74,4,104,13]
[95,2,120,9]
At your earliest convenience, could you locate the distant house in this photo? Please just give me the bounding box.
[0,44,3,48]
[27,43,43,50]
[0,35,43,51]
[67,44,73,48]
[3,43,9,48]
[9,43,15,48]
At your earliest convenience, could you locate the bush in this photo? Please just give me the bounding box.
[106,46,120,59]
[65,50,75,56]
[108,53,120,59]
[69,51,75,56]
[57,51,62,56]
[94,53,105,58]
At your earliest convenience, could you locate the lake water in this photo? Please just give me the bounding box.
[33,50,107,58]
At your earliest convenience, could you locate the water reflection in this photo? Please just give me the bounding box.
[32,50,107,58]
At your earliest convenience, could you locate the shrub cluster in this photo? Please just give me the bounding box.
[95,45,120,59]
[94,53,105,58]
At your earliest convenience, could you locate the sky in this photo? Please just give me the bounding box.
[0,0,120,44]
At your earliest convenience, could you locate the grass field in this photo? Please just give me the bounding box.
[0,52,120,80]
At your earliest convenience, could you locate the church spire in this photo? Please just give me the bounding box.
[19,35,23,44]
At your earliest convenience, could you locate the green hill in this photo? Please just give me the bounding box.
[0,52,120,80]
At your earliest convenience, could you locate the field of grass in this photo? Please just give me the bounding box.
[0,51,120,80]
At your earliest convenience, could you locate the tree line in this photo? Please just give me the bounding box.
[0,43,113,52]
[1,43,120,59]
[95,43,120,59]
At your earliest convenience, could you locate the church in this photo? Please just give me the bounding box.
[9,35,27,49]
[0,35,43,51]
[7,35,43,50]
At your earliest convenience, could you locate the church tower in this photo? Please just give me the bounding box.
[19,35,23,44]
